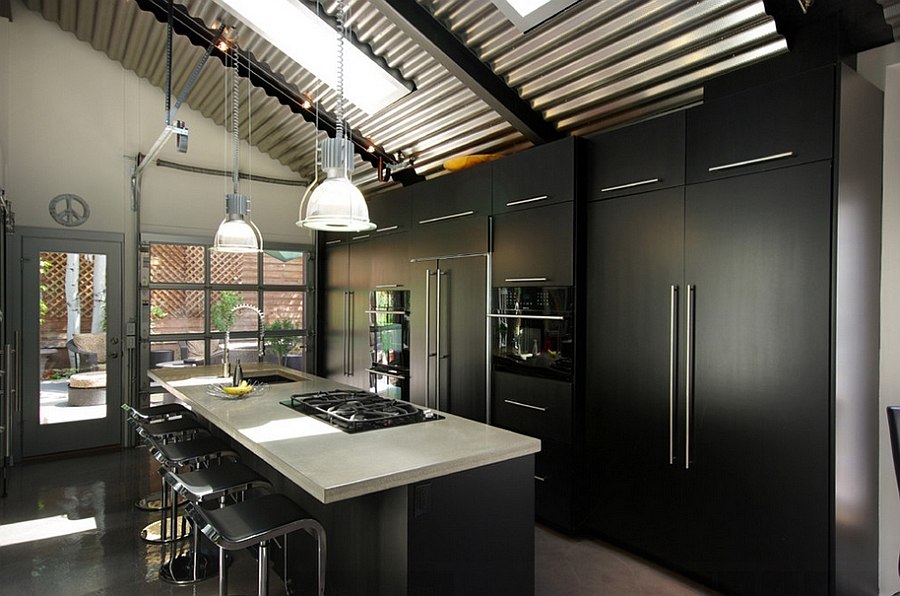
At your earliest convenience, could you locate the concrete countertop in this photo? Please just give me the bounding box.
[149,363,541,504]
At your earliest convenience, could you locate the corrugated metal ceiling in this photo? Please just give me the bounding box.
[19,0,793,194]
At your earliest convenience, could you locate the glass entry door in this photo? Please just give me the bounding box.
[21,235,122,457]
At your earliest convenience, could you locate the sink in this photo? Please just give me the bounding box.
[244,372,303,385]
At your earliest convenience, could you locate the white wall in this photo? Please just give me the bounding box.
[859,43,900,596]
[0,1,314,326]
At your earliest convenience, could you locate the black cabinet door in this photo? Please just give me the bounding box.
[346,243,371,390]
[584,187,687,563]
[368,186,412,236]
[410,256,488,421]
[492,371,572,443]
[492,137,576,214]
[683,162,831,595]
[368,233,409,288]
[323,244,349,381]
[492,202,574,287]
[585,111,685,199]
[686,66,835,184]
[410,166,490,258]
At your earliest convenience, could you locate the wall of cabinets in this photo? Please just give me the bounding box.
[584,63,881,595]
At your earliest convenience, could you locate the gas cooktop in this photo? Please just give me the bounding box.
[281,390,441,433]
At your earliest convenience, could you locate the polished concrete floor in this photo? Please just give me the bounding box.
[0,449,717,595]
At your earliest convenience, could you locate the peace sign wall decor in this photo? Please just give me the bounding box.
[49,193,90,227]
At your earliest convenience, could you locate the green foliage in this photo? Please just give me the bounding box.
[43,367,76,380]
[265,319,301,359]
[39,259,51,325]
[210,291,242,332]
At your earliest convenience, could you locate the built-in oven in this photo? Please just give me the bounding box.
[366,288,410,401]
[488,286,574,382]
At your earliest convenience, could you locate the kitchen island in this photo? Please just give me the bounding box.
[149,364,540,595]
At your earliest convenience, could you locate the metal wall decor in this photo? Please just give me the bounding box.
[49,193,90,227]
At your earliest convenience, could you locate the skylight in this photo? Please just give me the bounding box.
[211,0,411,115]
[492,0,583,32]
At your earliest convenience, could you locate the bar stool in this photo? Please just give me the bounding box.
[122,402,195,511]
[187,493,327,596]
[148,435,240,585]
[133,414,209,544]
[163,463,272,595]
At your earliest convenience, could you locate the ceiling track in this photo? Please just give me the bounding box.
[135,0,401,169]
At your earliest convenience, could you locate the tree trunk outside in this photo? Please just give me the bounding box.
[66,253,81,368]
[91,254,107,334]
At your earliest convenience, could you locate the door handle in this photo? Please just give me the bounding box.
[108,352,119,359]
[435,269,444,412]
[348,291,354,376]
[424,269,433,410]
[669,285,678,466]
[685,285,695,470]
[343,291,350,376]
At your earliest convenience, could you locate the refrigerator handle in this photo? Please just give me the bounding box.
[424,269,432,409]
[669,285,678,466]
[685,285,695,470]
[343,291,350,376]
[436,269,444,412]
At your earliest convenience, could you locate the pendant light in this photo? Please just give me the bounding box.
[298,0,375,233]
[213,51,263,252]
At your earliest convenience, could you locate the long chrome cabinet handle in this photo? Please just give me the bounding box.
[534,475,547,482]
[503,399,547,412]
[685,285,695,470]
[708,151,794,173]
[669,285,678,466]
[435,269,444,411]
[487,313,565,321]
[424,269,432,410]
[600,178,660,193]
[418,210,475,225]
[376,225,399,233]
[343,291,350,376]
[325,239,342,246]
[504,277,548,283]
[506,195,548,207]
[14,331,21,413]
[364,310,408,315]
[375,284,403,289]
[352,234,370,241]
[348,291,354,376]
[3,342,11,459]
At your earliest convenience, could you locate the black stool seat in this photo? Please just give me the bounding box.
[126,402,191,422]
[194,493,316,548]
[188,493,327,595]
[151,436,237,468]
[137,416,205,441]
[164,462,270,502]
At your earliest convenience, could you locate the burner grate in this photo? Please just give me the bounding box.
[283,390,439,433]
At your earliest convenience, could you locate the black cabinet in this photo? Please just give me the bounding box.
[584,63,882,596]
[686,66,835,184]
[322,242,371,390]
[585,111,685,199]
[491,202,574,287]
[410,256,488,422]
[410,165,490,258]
[492,137,576,214]
[367,187,412,236]
[492,371,576,529]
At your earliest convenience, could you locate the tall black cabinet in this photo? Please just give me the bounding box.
[584,63,882,595]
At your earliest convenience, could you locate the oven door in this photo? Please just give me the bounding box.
[367,368,409,401]
[367,290,410,370]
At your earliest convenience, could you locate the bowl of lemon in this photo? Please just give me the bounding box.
[206,379,267,399]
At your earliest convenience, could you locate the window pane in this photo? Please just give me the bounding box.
[150,289,205,334]
[210,290,259,333]
[263,291,305,329]
[150,244,205,284]
[149,341,179,369]
[263,250,306,285]
[267,337,306,371]
[210,251,258,285]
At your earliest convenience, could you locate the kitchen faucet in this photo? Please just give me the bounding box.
[222,303,265,377]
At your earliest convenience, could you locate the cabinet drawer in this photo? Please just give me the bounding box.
[492,202,574,286]
[535,439,575,530]
[367,187,412,236]
[686,66,836,183]
[492,371,572,443]
[410,164,491,223]
[586,111,685,199]
[492,137,576,214]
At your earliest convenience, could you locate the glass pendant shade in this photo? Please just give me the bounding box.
[212,193,263,252]
[302,175,376,232]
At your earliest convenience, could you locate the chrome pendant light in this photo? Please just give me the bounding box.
[213,51,263,252]
[298,0,375,233]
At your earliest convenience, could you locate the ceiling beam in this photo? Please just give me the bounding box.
[368,0,563,145]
